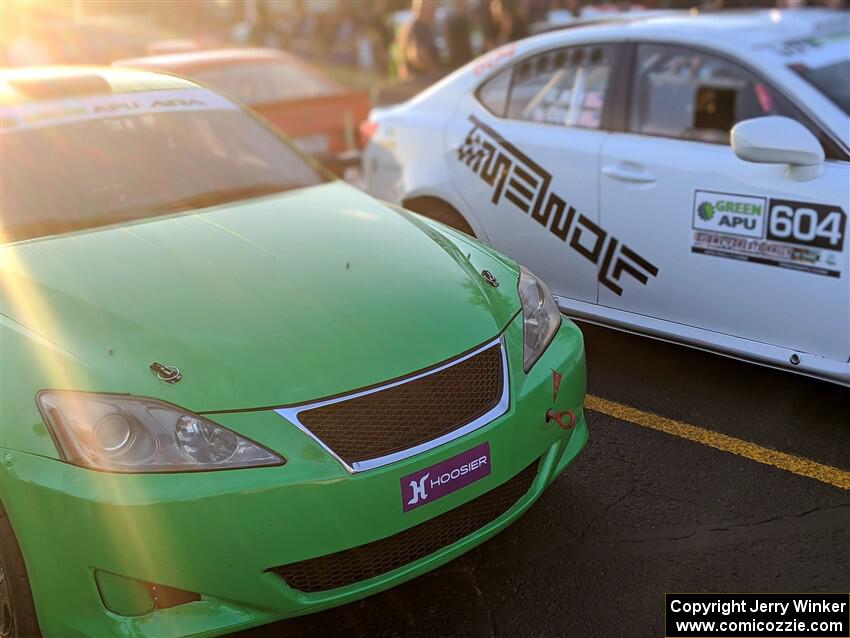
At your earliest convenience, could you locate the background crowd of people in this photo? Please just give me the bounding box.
[3,0,848,82]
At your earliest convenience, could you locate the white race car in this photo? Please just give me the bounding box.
[362,9,850,386]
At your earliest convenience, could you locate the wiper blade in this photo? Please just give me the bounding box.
[145,182,292,214]
[1,183,294,243]
[1,218,103,243]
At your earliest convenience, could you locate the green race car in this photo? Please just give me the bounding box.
[0,67,587,638]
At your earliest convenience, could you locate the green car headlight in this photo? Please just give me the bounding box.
[518,266,562,373]
[36,390,283,473]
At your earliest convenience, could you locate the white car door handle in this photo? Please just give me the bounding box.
[602,163,657,184]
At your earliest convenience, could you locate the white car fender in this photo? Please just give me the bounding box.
[363,42,535,213]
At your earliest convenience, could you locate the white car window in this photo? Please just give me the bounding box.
[193,62,339,106]
[790,57,850,116]
[477,67,512,117]
[501,45,615,130]
[630,43,799,144]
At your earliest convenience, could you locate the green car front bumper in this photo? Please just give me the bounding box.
[0,317,587,638]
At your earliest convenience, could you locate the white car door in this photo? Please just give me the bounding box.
[599,42,849,361]
[446,43,658,304]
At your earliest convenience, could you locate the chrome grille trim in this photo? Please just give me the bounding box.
[274,336,510,473]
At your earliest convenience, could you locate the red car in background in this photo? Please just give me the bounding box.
[114,48,370,171]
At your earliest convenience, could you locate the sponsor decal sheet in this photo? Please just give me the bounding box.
[692,190,846,278]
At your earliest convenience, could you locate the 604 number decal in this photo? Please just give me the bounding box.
[767,199,846,250]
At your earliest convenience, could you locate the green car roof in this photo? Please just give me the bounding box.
[0,66,198,105]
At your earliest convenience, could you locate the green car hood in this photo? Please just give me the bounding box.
[1,182,520,414]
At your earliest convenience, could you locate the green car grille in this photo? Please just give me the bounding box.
[295,341,505,467]
[270,459,538,593]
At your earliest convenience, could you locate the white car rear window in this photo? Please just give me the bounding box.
[194,62,339,106]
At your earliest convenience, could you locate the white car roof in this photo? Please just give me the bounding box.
[486,8,849,142]
[526,9,848,61]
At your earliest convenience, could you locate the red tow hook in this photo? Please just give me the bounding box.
[546,409,576,430]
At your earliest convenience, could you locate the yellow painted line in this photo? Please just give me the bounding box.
[586,394,850,491]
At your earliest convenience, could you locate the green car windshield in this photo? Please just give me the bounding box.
[1,92,327,243]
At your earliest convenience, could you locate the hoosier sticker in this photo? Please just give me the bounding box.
[401,442,491,512]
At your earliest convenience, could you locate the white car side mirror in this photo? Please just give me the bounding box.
[731,116,824,181]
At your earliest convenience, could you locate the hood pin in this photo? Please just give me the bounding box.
[150,362,182,384]
[481,270,499,287]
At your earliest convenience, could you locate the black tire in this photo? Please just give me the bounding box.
[0,504,40,638]
[403,197,477,237]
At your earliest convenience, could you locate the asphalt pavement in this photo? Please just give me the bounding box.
[237,322,850,638]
